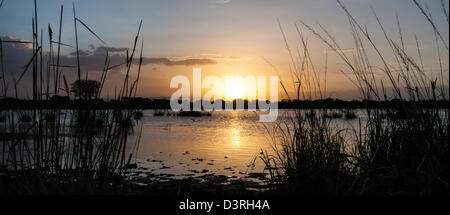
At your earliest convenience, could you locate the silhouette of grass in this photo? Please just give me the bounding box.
[261,0,448,194]
[0,1,144,194]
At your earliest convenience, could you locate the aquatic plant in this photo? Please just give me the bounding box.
[0,1,144,194]
[261,0,449,194]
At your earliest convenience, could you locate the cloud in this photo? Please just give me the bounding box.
[1,36,218,78]
[167,56,194,61]
[64,46,217,69]
[199,54,253,62]
[166,54,252,63]
[69,50,92,56]
[2,35,256,96]
[97,46,128,53]
[141,57,216,66]
[3,35,254,99]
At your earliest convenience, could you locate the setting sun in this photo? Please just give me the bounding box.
[224,80,245,100]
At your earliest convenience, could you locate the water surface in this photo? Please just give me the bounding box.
[129,109,367,182]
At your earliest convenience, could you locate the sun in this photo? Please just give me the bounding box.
[224,81,245,100]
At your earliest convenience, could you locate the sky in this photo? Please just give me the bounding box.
[0,0,448,100]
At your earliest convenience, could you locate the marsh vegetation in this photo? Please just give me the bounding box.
[260,0,449,194]
[0,1,144,194]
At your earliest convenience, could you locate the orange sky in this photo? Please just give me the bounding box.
[1,0,448,100]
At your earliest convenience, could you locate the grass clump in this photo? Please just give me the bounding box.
[261,110,352,194]
[0,1,145,194]
[261,0,448,194]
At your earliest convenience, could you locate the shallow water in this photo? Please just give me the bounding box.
[5,108,445,184]
[127,109,368,182]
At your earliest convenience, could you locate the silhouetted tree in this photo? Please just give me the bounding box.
[71,80,101,100]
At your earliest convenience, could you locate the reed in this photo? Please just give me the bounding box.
[260,19,351,194]
[0,2,144,194]
[261,0,449,194]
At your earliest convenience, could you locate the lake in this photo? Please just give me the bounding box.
[127,109,368,183]
[2,108,446,184]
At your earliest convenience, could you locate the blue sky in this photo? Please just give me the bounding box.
[0,0,448,99]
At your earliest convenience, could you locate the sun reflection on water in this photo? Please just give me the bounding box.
[228,112,243,149]
[231,128,241,148]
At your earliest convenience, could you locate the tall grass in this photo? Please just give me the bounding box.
[0,2,144,194]
[261,0,448,194]
[260,19,352,194]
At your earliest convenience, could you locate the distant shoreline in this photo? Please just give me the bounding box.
[1,97,448,110]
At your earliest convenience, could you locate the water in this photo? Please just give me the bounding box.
[9,108,445,183]
[128,109,368,182]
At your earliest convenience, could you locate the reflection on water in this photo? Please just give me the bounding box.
[0,108,374,182]
[231,127,241,148]
[128,109,368,182]
[2,108,446,184]
[130,110,269,181]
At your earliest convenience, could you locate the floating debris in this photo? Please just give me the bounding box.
[160,165,171,169]
[159,173,175,177]
[246,173,267,180]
